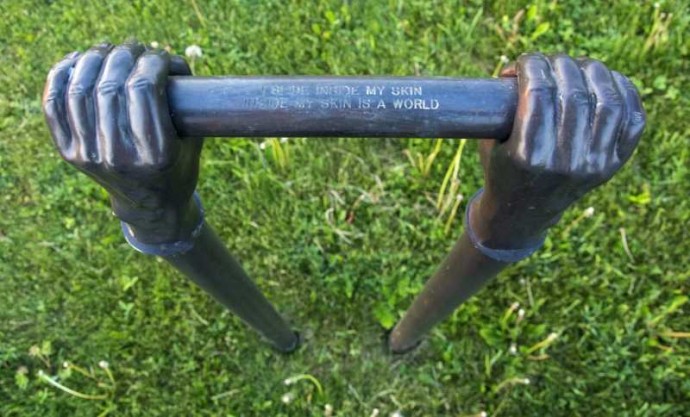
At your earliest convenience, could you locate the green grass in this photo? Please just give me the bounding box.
[1,0,689,415]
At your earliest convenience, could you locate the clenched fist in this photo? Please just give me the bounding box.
[43,42,203,245]
[472,53,646,251]
[389,53,646,353]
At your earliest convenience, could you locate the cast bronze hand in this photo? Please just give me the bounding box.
[472,53,646,250]
[42,41,299,351]
[389,53,646,353]
[42,41,202,244]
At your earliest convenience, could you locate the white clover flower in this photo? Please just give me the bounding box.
[517,308,525,321]
[653,2,660,8]
[62,361,70,368]
[98,360,109,369]
[391,411,404,417]
[370,409,380,417]
[583,206,595,218]
[509,343,518,355]
[324,404,333,416]
[281,391,295,404]
[480,412,488,417]
[185,44,203,59]
[510,301,520,311]
[150,41,160,49]
[547,332,559,342]
[522,378,531,385]
[500,55,510,64]
[259,141,267,150]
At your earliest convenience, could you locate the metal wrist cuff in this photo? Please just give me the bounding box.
[121,192,205,257]
[465,188,545,263]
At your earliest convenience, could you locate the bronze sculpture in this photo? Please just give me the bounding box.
[389,54,645,352]
[43,42,299,352]
[42,42,645,354]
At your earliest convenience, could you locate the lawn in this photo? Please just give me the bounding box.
[0,0,688,415]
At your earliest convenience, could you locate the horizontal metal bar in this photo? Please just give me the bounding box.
[167,76,517,139]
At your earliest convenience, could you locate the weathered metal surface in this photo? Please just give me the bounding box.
[168,77,518,139]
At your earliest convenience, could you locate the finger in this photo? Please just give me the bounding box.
[579,59,624,173]
[66,43,112,165]
[43,51,80,157]
[170,55,192,76]
[126,50,178,166]
[508,53,557,167]
[612,71,646,164]
[96,42,146,168]
[548,54,590,171]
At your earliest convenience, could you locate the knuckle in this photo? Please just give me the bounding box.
[78,49,104,65]
[46,65,63,82]
[581,58,605,72]
[67,82,90,98]
[43,85,63,103]
[126,76,156,94]
[96,79,121,97]
[525,83,556,97]
[622,111,646,145]
[549,53,575,68]
[600,87,623,107]
[112,44,136,57]
[42,96,60,114]
[144,51,168,63]
[107,47,137,67]
[611,70,625,82]
[520,53,550,69]
[630,110,646,127]
[596,94,623,123]
[518,52,544,64]
[563,90,590,109]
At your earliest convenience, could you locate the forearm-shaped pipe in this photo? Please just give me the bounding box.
[167,77,517,139]
[164,225,299,352]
